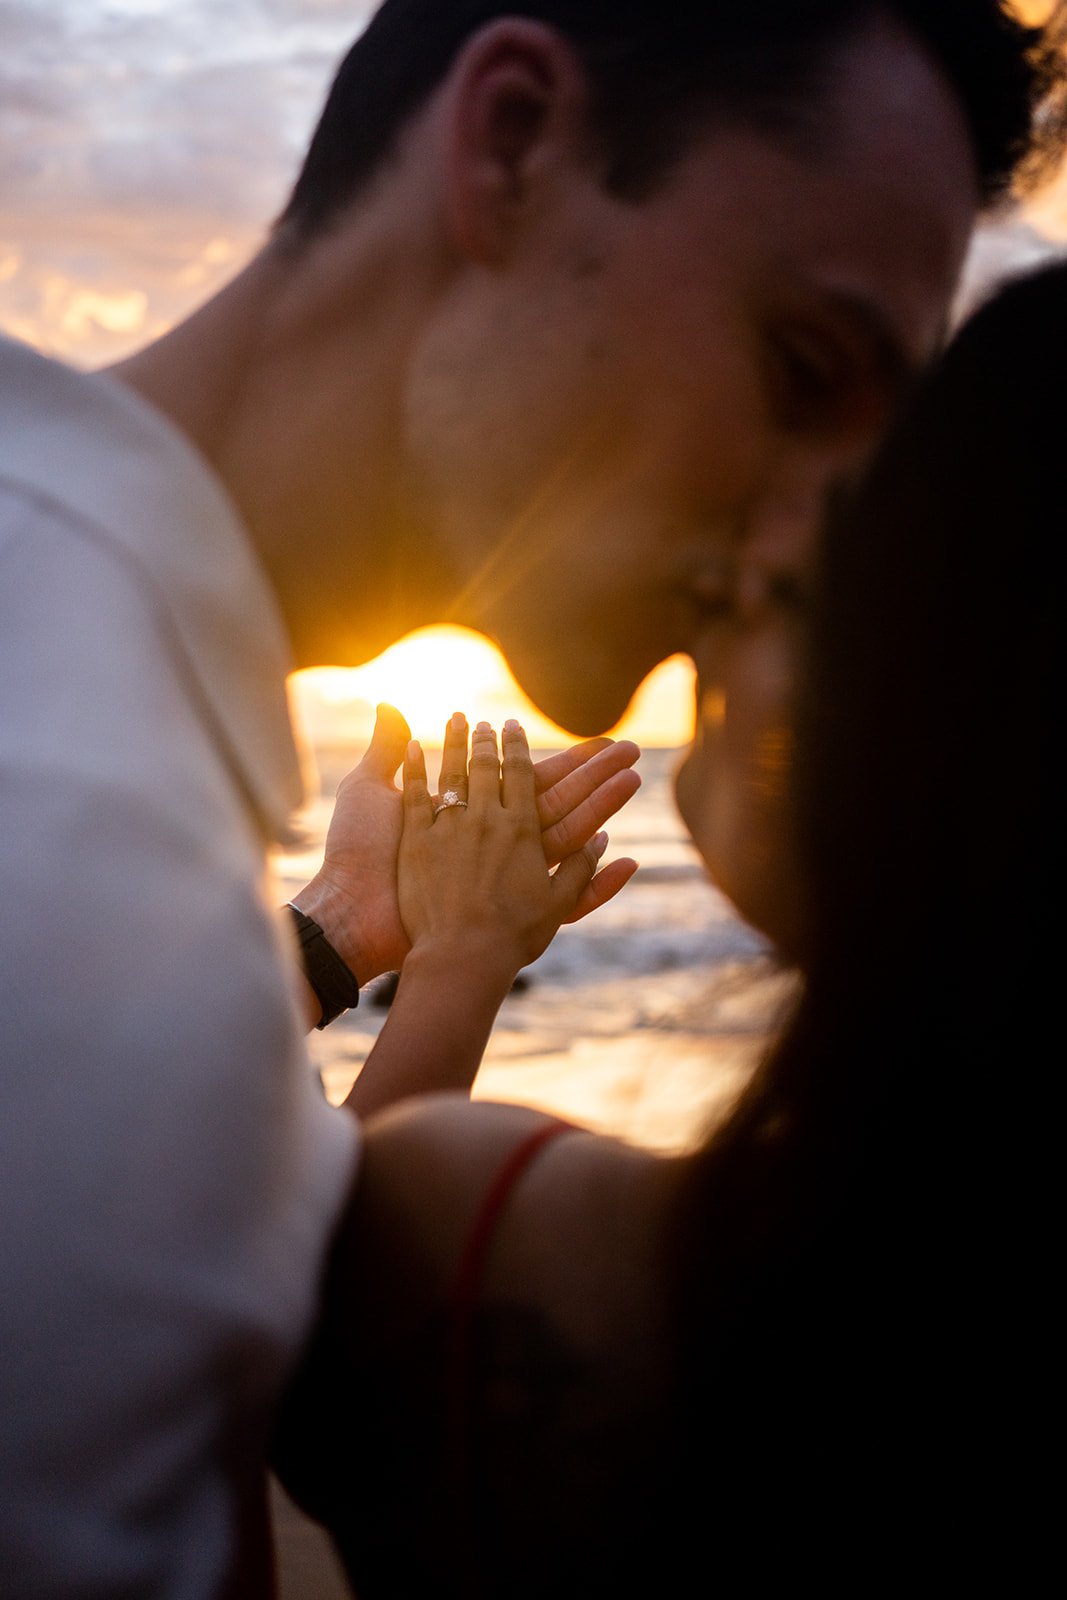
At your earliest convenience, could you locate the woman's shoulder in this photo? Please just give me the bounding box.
[275,1094,690,1593]
[356,1092,677,1319]
[353,1095,571,1276]
[360,1091,566,1186]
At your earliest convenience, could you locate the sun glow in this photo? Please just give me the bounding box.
[290,625,696,750]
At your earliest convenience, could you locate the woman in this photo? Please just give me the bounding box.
[274,259,1065,1593]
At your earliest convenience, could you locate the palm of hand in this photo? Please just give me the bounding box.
[318,764,409,980]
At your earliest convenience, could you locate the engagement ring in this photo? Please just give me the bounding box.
[433,790,469,817]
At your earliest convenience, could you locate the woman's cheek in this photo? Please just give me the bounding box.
[675,624,804,952]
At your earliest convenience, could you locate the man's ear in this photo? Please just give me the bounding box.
[439,19,592,266]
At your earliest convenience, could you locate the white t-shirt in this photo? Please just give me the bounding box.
[0,335,359,1598]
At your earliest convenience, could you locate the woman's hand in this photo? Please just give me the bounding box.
[341,718,636,1117]
[400,720,618,986]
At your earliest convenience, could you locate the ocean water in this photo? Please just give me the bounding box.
[274,743,797,1151]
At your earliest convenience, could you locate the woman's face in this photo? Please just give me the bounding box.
[674,529,811,958]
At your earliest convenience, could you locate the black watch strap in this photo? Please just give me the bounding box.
[285,904,360,1029]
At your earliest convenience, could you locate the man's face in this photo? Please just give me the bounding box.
[402,16,979,736]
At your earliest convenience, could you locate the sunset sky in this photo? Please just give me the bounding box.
[2,0,1064,746]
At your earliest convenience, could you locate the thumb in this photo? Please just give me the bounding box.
[563,856,639,924]
[551,830,609,910]
[361,703,412,780]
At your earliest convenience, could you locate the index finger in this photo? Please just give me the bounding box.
[536,739,640,832]
[533,738,616,795]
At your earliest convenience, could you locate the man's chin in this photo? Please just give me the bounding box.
[512,662,637,740]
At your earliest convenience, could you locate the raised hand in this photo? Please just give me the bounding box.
[294,703,414,990]
[291,705,639,996]
[400,721,609,979]
[342,720,627,1115]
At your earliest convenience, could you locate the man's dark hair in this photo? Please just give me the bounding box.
[279,0,1064,238]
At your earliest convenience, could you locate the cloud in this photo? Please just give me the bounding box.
[0,0,377,362]
[4,1,1065,365]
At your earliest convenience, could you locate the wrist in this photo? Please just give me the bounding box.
[298,970,324,1030]
[291,874,373,988]
[403,936,521,1006]
[285,903,360,1030]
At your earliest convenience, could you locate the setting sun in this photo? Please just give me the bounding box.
[289,625,696,750]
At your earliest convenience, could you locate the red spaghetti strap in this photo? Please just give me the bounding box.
[445,1117,574,1592]
[452,1118,572,1326]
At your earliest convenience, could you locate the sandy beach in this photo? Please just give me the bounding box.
[270,743,795,1594]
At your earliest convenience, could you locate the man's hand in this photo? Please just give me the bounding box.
[291,704,640,999]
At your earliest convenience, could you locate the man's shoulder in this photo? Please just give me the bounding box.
[0,482,215,790]
[0,348,305,835]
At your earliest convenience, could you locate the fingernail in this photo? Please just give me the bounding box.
[475,720,492,735]
[504,718,522,735]
[450,712,466,731]
[406,740,420,762]
[593,831,608,857]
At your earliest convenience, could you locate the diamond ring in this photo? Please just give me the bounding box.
[433,789,469,817]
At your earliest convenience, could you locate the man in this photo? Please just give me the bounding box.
[0,1,1052,1593]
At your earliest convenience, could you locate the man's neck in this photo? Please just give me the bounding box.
[106,225,455,670]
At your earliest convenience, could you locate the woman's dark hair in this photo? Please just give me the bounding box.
[279,0,1064,236]
[676,257,1065,1573]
